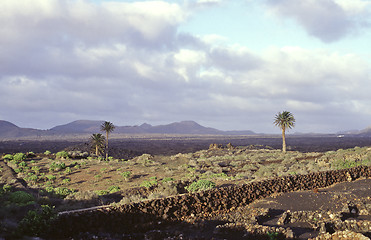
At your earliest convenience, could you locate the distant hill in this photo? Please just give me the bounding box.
[0,120,45,138]
[129,121,224,135]
[0,120,256,138]
[50,120,104,134]
[337,126,371,136]
[358,126,371,136]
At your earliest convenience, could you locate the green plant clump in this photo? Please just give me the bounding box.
[162,177,174,183]
[18,205,56,237]
[120,171,132,179]
[13,153,27,163]
[108,185,120,193]
[8,191,35,205]
[3,154,13,161]
[333,158,371,170]
[3,184,12,193]
[45,186,74,198]
[140,178,158,188]
[185,180,216,192]
[56,151,69,159]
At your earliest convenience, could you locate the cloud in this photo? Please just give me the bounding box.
[265,0,371,42]
[0,0,370,133]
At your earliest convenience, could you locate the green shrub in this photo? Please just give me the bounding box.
[64,167,72,174]
[94,174,102,180]
[185,180,216,192]
[13,153,26,162]
[162,177,174,183]
[62,178,71,184]
[56,151,69,159]
[18,161,28,167]
[45,174,56,182]
[25,174,38,184]
[140,179,158,188]
[95,190,108,196]
[18,205,56,237]
[31,166,40,175]
[3,154,13,161]
[44,150,51,155]
[49,162,66,172]
[3,184,12,192]
[9,191,35,205]
[333,158,369,169]
[45,186,74,198]
[120,171,132,179]
[108,185,120,193]
[54,187,74,197]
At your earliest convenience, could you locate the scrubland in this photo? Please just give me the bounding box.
[0,142,370,238]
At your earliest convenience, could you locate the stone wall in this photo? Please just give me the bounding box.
[54,166,370,237]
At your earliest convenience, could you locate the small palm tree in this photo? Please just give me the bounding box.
[90,133,105,156]
[274,111,295,152]
[100,121,115,160]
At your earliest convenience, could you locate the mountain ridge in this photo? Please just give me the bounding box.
[0,120,255,138]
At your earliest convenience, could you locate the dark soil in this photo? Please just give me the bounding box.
[2,135,371,158]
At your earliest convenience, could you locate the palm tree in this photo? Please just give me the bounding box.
[274,111,295,153]
[100,121,115,160]
[90,133,105,156]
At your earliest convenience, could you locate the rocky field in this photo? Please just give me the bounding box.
[0,136,370,239]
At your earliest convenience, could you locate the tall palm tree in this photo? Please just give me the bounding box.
[90,133,105,156]
[274,111,295,153]
[100,121,115,160]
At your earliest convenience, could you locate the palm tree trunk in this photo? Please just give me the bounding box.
[105,132,109,161]
[95,145,99,156]
[282,127,286,153]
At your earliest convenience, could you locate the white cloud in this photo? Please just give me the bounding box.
[0,0,371,133]
[265,0,371,42]
[333,0,371,15]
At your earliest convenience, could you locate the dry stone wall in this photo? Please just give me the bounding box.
[54,166,370,237]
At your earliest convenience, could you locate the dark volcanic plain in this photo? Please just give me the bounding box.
[1,135,371,158]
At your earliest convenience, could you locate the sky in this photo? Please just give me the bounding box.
[1,0,371,133]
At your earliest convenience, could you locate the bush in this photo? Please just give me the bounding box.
[8,191,35,205]
[185,180,216,192]
[62,178,71,184]
[64,167,72,174]
[18,205,56,237]
[333,158,368,169]
[162,177,174,183]
[13,153,26,163]
[108,185,120,193]
[3,184,12,192]
[95,190,108,196]
[49,162,66,172]
[54,187,74,197]
[3,154,13,161]
[44,150,51,155]
[45,174,56,182]
[120,171,132,180]
[45,186,74,198]
[56,151,69,159]
[140,179,158,188]
[31,166,40,175]
[25,174,38,184]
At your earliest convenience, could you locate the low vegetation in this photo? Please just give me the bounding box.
[0,144,370,238]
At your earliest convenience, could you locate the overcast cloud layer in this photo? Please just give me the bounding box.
[1,0,371,133]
